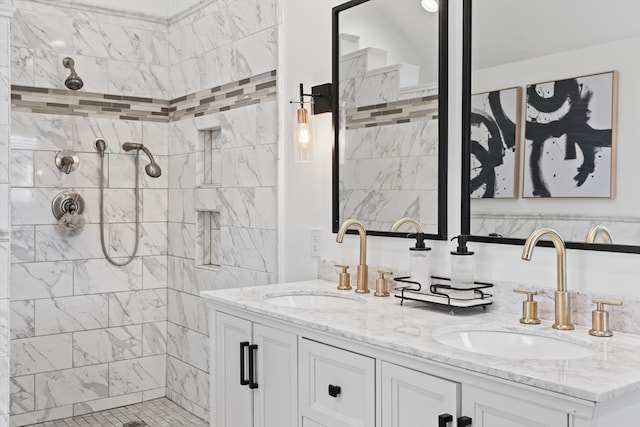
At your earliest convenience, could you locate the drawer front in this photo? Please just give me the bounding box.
[299,338,375,427]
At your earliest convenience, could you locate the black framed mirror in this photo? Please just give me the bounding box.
[461,0,640,254]
[332,0,448,239]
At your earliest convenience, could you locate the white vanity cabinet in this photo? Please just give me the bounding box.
[214,312,297,427]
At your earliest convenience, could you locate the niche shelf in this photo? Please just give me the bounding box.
[196,127,222,188]
[195,210,220,271]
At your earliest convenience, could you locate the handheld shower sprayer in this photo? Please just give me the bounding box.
[122,142,162,178]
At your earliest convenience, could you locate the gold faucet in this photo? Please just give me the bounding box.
[585,225,612,244]
[336,219,369,293]
[390,217,424,233]
[521,227,574,330]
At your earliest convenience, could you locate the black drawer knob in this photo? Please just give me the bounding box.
[328,384,341,397]
[457,416,472,426]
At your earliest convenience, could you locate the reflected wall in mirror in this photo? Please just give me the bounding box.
[462,0,640,252]
[332,0,448,238]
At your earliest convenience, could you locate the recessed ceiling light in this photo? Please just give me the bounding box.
[421,0,438,13]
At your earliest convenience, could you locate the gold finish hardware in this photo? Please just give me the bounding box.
[374,270,393,297]
[336,219,369,293]
[589,298,623,337]
[585,225,613,244]
[521,227,574,330]
[335,264,352,290]
[513,288,541,324]
[390,217,424,233]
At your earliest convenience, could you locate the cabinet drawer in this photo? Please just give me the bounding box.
[299,338,375,427]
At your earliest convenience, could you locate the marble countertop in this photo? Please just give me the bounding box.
[201,279,640,403]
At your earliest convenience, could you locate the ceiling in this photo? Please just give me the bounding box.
[62,0,205,20]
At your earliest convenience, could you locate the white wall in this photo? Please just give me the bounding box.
[279,0,640,300]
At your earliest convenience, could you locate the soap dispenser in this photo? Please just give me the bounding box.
[450,235,475,289]
[408,232,432,292]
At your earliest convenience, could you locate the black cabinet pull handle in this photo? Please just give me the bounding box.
[239,341,250,386]
[248,344,259,389]
[328,384,341,397]
[438,413,453,427]
[457,416,472,426]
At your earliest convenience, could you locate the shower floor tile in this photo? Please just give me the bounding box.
[24,398,208,427]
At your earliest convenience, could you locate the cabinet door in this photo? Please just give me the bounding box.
[254,323,298,427]
[299,338,375,427]
[381,362,459,427]
[462,384,569,427]
[215,312,253,427]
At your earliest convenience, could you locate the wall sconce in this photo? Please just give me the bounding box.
[292,83,332,162]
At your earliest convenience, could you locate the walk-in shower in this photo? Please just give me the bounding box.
[62,56,83,90]
[95,138,162,266]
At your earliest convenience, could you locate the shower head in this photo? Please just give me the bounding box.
[122,142,162,178]
[62,57,84,90]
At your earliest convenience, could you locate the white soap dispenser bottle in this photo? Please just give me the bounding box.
[450,235,475,289]
[408,232,432,293]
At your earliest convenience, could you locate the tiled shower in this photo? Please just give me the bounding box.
[2,0,279,425]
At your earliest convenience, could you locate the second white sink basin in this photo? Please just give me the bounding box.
[264,292,366,309]
[433,329,594,360]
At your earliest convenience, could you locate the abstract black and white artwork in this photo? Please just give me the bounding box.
[470,87,521,198]
[523,71,617,198]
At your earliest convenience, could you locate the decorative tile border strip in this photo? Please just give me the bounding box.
[11,70,277,123]
[346,95,438,129]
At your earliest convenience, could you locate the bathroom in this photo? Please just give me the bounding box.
[0,0,638,426]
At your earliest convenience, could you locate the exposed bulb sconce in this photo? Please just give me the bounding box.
[292,83,332,162]
[421,0,438,13]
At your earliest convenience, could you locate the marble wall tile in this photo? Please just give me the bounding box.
[10,261,73,300]
[75,116,142,154]
[141,387,165,401]
[193,188,217,212]
[0,68,8,126]
[10,46,34,86]
[0,126,9,182]
[108,153,169,190]
[166,356,208,409]
[35,52,109,93]
[73,258,142,295]
[142,321,166,356]
[0,355,7,420]
[9,149,33,188]
[169,153,195,190]
[10,375,33,415]
[11,334,72,376]
[166,322,182,360]
[220,227,277,273]
[211,265,275,290]
[109,289,167,326]
[10,9,73,52]
[0,299,7,355]
[34,364,108,410]
[142,189,168,222]
[0,184,8,230]
[0,243,8,300]
[73,325,142,366]
[168,189,184,223]
[10,225,35,263]
[225,27,277,83]
[33,150,102,188]
[11,187,59,226]
[168,255,184,292]
[34,294,108,335]
[167,290,207,334]
[108,60,169,100]
[10,300,33,339]
[9,404,72,426]
[221,144,277,188]
[98,188,136,224]
[11,112,75,152]
[142,255,167,289]
[141,121,169,156]
[182,328,208,372]
[167,222,193,259]
[34,224,104,262]
[218,187,276,230]
[108,354,165,395]
[108,222,167,258]
[72,392,141,417]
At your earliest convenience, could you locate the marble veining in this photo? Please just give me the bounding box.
[201,280,640,403]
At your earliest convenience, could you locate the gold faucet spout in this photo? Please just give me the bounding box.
[336,219,369,293]
[585,225,612,244]
[521,227,573,330]
[390,217,424,233]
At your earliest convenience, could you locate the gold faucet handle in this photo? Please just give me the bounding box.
[513,288,540,324]
[589,298,622,337]
[335,264,352,290]
[374,270,393,297]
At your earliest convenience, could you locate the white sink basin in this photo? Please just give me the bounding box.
[433,329,594,360]
[263,293,366,309]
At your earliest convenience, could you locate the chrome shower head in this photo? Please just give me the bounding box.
[121,142,162,178]
[62,57,84,90]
